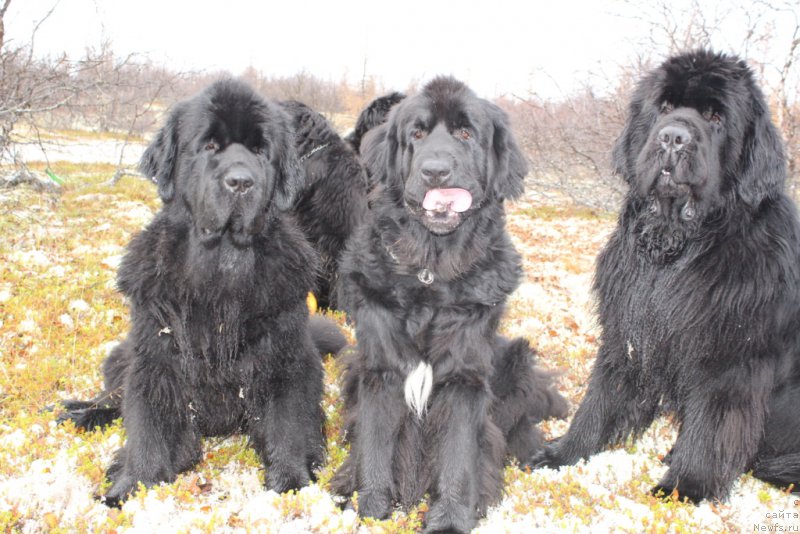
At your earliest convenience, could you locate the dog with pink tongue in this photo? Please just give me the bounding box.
[331,76,567,533]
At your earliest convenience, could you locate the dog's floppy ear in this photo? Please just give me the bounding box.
[611,90,651,186]
[140,102,186,203]
[735,99,787,207]
[612,116,634,183]
[272,126,305,211]
[360,123,390,182]
[487,103,528,201]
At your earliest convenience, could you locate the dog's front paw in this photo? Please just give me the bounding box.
[266,462,311,494]
[525,442,567,470]
[356,489,391,520]
[97,447,177,508]
[97,473,140,508]
[651,480,705,505]
[423,499,474,534]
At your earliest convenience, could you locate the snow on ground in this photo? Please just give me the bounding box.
[4,138,146,166]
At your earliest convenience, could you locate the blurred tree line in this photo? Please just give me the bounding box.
[1,0,797,209]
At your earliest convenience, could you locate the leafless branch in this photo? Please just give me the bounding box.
[27,0,60,63]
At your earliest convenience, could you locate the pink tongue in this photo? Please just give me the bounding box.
[422,188,472,213]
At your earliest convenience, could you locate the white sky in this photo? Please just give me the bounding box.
[5,0,797,99]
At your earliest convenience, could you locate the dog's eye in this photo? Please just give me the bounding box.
[256,140,272,158]
[703,110,722,124]
[204,141,220,152]
[411,129,426,141]
[457,128,471,141]
[660,102,675,114]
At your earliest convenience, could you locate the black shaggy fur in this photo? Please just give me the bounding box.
[531,50,800,503]
[280,101,368,309]
[330,77,567,533]
[344,91,406,154]
[59,79,346,506]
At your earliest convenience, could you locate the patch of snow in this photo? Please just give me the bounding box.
[112,201,154,225]
[59,314,75,329]
[68,300,91,314]
[11,249,51,267]
[101,255,122,270]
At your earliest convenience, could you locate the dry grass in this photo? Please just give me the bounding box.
[0,166,795,533]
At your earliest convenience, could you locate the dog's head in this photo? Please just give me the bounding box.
[140,79,303,248]
[614,49,786,218]
[612,50,787,261]
[345,91,406,154]
[363,76,528,235]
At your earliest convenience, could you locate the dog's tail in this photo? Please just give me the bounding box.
[492,337,569,422]
[750,383,800,491]
[56,390,122,432]
[309,315,348,356]
[751,455,800,489]
[491,337,569,463]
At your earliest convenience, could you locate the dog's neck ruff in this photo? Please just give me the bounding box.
[299,142,331,162]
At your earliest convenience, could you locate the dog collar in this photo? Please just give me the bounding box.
[417,268,434,285]
[385,244,435,285]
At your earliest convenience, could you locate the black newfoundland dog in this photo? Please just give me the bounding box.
[279,101,368,309]
[59,79,345,506]
[532,50,800,502]
[331,77,567,532]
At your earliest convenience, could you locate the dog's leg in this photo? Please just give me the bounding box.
[424,376,502,534]
[653,362,774,503]
[336,295,425,517]
[529,340,657,469]
[101,352,200,507]
[350,368,407,520]
[249,329,325,493]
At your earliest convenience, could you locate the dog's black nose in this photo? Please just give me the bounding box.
[420,159,451,185]
[659,125,692,151]
[223,173,254,194]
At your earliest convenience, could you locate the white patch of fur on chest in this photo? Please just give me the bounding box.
[404,361,433,418]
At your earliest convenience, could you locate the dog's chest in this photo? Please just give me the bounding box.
[401,300,437,350]
[393,281,501,353]
[184,363,250,435]
[613,260,703,381]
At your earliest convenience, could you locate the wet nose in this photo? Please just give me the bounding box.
[659,125,692,151]
[420,159,451,185]
[223,172,254,194]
